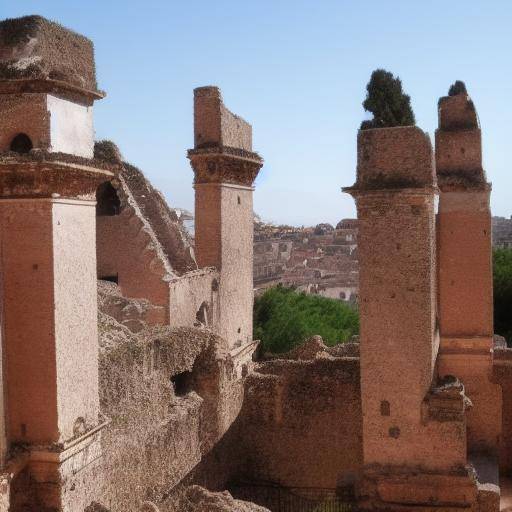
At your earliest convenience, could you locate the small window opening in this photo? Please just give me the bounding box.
[196,302,209,326]
[96,182,121,216]
[171,371,193,397]
[10,133,33,154]
[237,196,241,205]
[380,400,390,416]
[152,339,161,371]
[100,274,118,284]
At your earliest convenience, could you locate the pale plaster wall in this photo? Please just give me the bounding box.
[220,185,254,349]
[47,94,94,158]
[194,183,254,350]
[52,200,99,441]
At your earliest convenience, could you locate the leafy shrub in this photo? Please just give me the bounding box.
[494,248,512,345]
[254,285,359,353]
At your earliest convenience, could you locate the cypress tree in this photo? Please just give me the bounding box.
[361,69,415,130]
[448,80,467,96]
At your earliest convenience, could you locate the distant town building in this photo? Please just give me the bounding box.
[493,216,512,248]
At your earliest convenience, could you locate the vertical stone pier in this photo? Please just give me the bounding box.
[188,86,263,356]
[344,126,477,510]
[0,16,116,511]
[436,91,502,458]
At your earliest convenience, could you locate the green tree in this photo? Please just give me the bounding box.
[360,69,415,130]
[254,285,359,353]
[448,80,467,96]
[494,248,512,345]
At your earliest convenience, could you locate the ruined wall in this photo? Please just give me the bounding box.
[237,353,363,489]
[168,268,219,329]
[194,86,252,151]
[96,176,172,317]
[94,289,247,512]
[121,163,196,275]
[0,15,98,92]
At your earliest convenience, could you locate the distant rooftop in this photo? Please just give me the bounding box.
[0,15,99,94]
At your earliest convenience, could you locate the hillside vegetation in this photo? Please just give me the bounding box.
[254,285,359,354]
[494,248,512,344]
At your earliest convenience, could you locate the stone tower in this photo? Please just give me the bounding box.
[0,16,115,510]
[188,86,263,352]
[436,90,502,458]
[344,126,478,509]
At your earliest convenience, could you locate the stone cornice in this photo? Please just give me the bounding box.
[0,78,105,101]
[0,159,116,198]
[188,146,263,187]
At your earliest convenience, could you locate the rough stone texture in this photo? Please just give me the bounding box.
[239,354,362,489]
[352,126,435,190]
[89,283,250,511]
[0,15,98,92]
[178,485,270,512]
[98,280,165,332]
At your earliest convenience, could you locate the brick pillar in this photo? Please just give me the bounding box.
[436,92,501,456]
[344,126,476,509]
[345,126,439,467]
[188,87,263,354]
[0,160,117,511]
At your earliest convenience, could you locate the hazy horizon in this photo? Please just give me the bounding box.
[3,1,512,226]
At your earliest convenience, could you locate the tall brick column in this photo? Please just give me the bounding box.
[344,126,477,510]
[436,91,501,457]
[188,87,263,353]
[0,16,116,510]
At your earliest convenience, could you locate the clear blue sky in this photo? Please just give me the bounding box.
[3,1,511,226]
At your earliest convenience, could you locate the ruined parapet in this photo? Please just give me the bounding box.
[354,126,435,190]
[188,86,263,351]
[0,15,102,159]
[435,88,500,460]
[436,92,485,188]
[194,86,252,152]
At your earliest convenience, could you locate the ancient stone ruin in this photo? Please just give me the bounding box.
[0,13,510,512]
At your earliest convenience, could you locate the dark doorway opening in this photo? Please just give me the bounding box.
[96,182,121,216]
